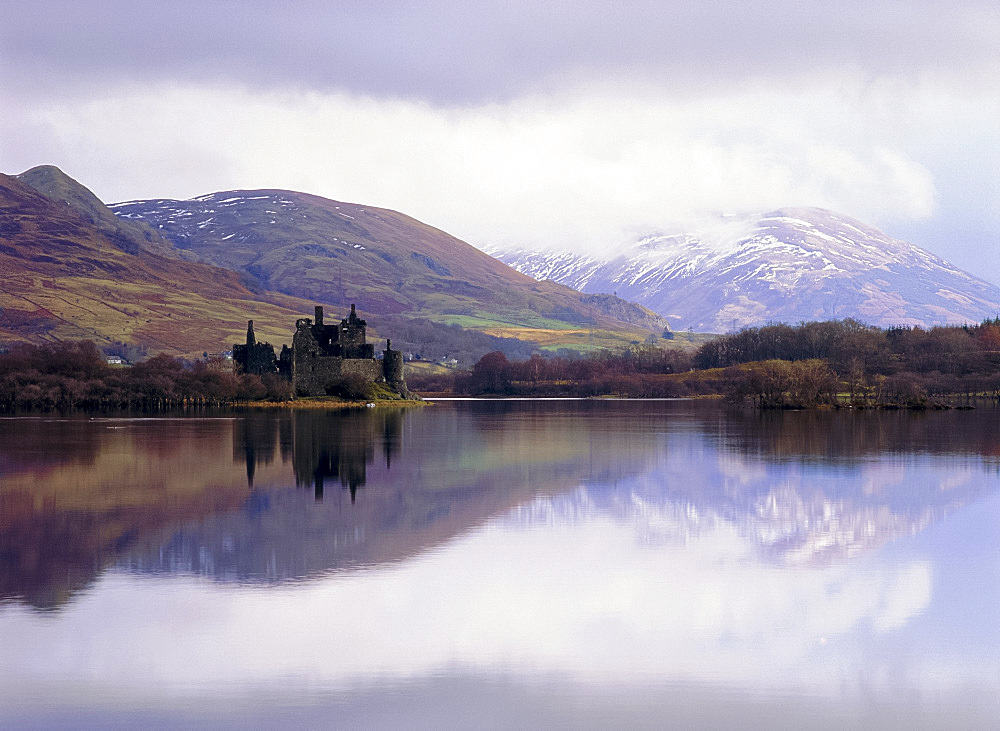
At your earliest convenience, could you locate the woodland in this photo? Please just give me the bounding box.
[4,318,1000,410]
[408,318,1000,408]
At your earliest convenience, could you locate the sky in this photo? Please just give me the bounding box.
[1,1,998,280]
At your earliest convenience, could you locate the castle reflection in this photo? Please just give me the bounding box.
[234,409,404,501]
[3,402,1000,611]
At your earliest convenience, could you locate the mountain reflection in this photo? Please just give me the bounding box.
[2,402,1000,610]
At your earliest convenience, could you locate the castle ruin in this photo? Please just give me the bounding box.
[233,305,410,399]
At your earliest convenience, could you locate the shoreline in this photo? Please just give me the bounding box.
[234,397,428,410]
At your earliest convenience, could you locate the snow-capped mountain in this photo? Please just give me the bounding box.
[489,208,1000,332]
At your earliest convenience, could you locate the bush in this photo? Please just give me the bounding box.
[325,373,372,400]
[725,359,837,408]
[235,374,267,401]
[262,373,294,401]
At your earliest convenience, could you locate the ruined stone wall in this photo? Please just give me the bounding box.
[293,322,330,397]
[341,358,382,382]
[292,321,387,396]
[233,319,278,376]
[234,342,277,376]
[260,305,412,398]
[293,357,382,397]
[340,329,371,358]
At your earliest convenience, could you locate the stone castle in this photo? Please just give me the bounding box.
[233,305,410,398]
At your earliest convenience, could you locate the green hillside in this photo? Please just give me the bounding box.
[111,189,667,344]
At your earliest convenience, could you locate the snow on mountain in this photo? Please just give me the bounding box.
[110,191,668,333]
[488,208,1000,332]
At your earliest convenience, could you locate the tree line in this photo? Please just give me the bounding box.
[408,346,713,398]
[408,318,1000,408]
[697,318,1000,407]
[8,317,1000,410]
[0,340,291,410]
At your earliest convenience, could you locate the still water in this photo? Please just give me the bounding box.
[1,400,998,728]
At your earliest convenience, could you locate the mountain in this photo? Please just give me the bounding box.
[110,190,667,342]
[16,165,179,259]
[0,172,315,354]
[490,208,1000,332]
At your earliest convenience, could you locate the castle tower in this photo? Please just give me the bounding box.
[233,319,276,376]
[382,339,409,398]
[315,306,324,326]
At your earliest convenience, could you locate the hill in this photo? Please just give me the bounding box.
[0,173,316,355]
[490,208,1000,332]
[110,190,667,346]
[16,165,179,259]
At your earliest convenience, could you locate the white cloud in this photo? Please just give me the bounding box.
[0,73,977,258]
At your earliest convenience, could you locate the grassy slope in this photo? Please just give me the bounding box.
[0,174,318,356]
[112,189,667,348]
[4,166,671,357]
[16,165,179,259]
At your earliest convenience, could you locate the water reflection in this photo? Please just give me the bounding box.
[233,412,288,487]
[718,406,1000,460]
[0,416,253,608]
[2,403,999,607]
[123,405,642,585]
[1,402,999,723]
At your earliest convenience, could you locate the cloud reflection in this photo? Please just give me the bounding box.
[1,402,998,721]
[0,464,986,705]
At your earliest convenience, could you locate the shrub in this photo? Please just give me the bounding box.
[325,373,372,400]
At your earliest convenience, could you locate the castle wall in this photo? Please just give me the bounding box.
[236,343,277,376]
[341,359,382,382]
[293,356,383,397]
[294,355,343,397]
[293,321,334,396]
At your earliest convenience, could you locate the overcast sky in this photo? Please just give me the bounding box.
[2,1,998,279]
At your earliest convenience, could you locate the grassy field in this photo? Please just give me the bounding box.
[0,272,317,357]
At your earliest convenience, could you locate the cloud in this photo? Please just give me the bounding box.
[2,78,945,255]
[1,1,996,274]
[3,1,997,104]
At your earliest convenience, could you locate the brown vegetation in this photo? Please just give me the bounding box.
[0,340,291,410]
[408,345,711,398]
[408,318,1000,408]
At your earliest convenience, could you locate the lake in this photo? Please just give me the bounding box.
[1,400,998,728]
